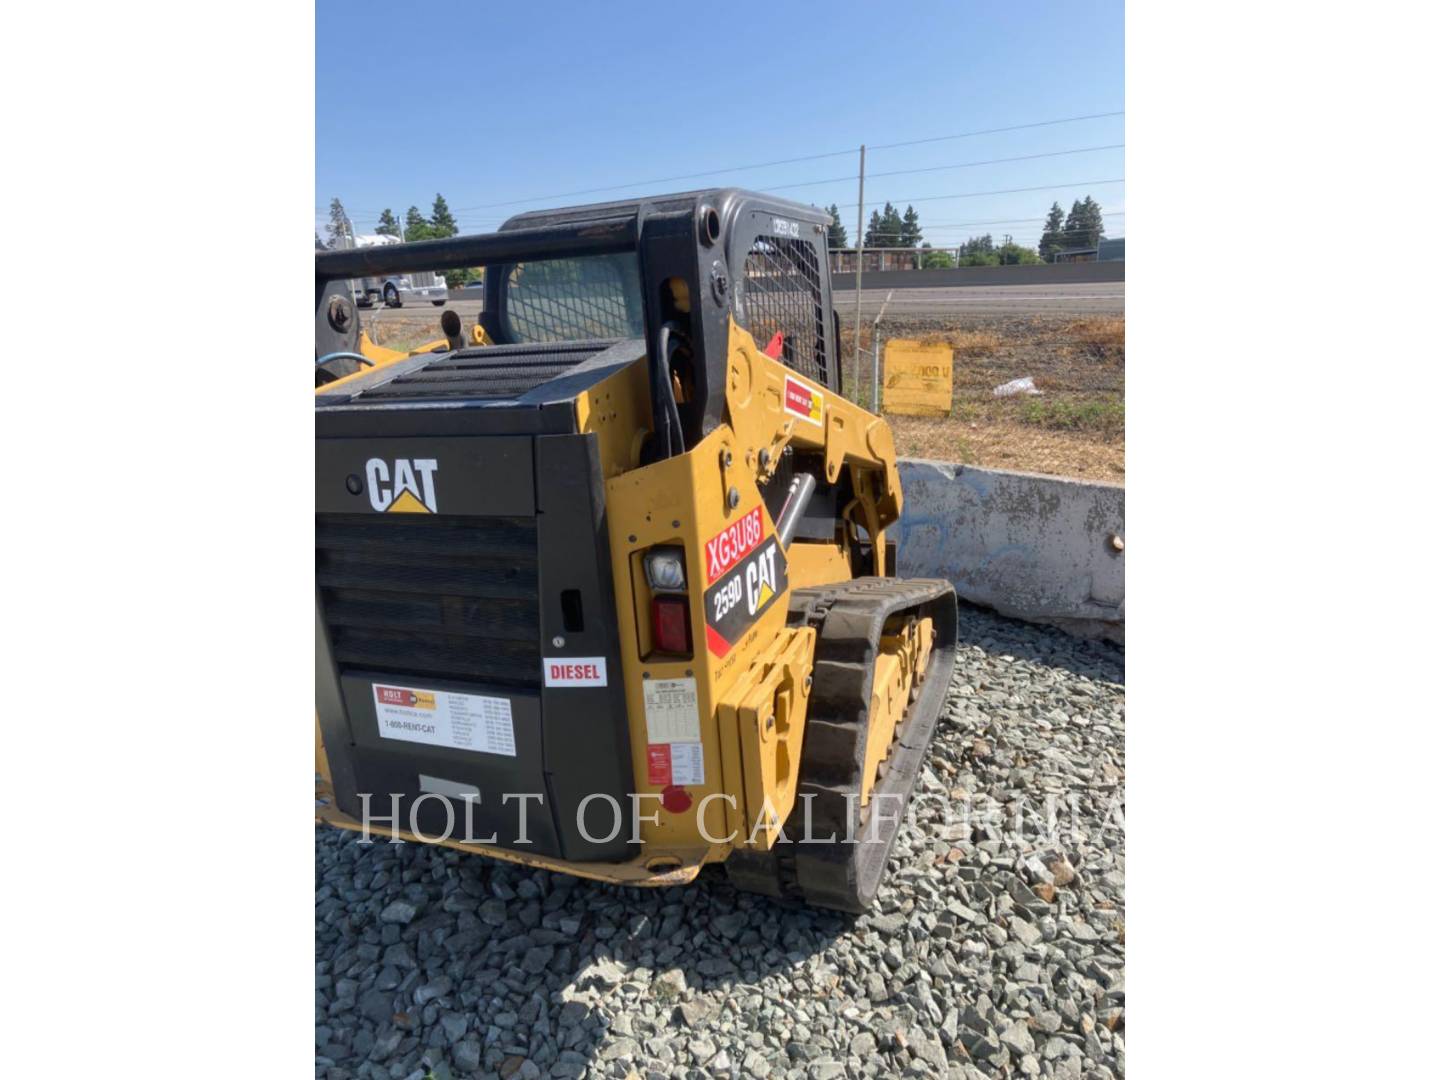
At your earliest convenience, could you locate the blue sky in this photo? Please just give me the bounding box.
[316,0,1123,249]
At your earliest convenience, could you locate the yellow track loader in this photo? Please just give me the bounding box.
[314,189,956,912]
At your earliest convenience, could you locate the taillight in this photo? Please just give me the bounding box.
[643,546,686,592]
[651,595,692,654]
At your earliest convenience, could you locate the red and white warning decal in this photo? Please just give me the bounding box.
[646,744,671,785]
[783,376,823,425]
[543,657,607,687]
[705,505,764,584]
[646,742,705,787]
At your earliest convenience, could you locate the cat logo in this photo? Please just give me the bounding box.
[703,537,788,657]
[366,458,439,514]
[745,543,779,613]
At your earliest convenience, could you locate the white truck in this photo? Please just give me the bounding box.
[349,234,448,308]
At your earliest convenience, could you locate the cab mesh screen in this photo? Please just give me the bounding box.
[740,236,830,386]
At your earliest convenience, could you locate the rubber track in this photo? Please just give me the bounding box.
[725,577,958,912]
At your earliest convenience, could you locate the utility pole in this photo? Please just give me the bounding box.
[852,145,866,399]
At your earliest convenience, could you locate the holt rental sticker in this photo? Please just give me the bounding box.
[372,682,516,757]
[783,376,823,425]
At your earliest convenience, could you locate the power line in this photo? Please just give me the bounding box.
[765,144,1124,193]
[448,184,1124,233]
[858,211,1125,232]
[866,111,1124,151]
[450,149,858,213]
[447,109,1124,213]
[853,218,1126,238]
[321,112,1127,233]
[837,178,1124,209]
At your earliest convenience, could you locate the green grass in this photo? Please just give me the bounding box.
[1019,396,1125,435]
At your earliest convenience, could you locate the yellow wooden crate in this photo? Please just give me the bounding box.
[882,340,953,416]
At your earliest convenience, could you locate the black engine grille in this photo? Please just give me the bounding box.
[316,514,540,689]
[350,341,614,403]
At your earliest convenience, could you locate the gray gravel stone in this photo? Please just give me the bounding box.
[1001,1019,1035,1056]
[379,899,419,925]
[315,603,1124,1080]
[439,1012,466,1045]
[452,1038,481,1072]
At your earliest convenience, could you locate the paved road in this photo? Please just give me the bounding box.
[834,281,1125,317]
[367,298,485,321]
[365,281,1124,325]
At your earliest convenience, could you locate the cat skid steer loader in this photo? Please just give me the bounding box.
[314,189,956,912]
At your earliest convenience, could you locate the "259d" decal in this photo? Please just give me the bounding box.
[703,536,787,657]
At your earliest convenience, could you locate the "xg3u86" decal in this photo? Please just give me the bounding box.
[703,535,788,657]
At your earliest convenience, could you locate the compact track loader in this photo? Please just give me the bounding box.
[314,190,957,912]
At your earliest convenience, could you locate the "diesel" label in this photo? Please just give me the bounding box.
[543,657,608,687]
[703,537,788,657]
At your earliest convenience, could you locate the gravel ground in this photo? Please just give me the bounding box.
[315,604,1125,1079]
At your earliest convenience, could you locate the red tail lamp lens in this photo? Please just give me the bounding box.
[651,595,692,654]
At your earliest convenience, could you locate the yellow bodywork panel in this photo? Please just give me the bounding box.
[576,354,652,479]
[786,541,853,590]
[723,321,901,575]
[718,625,815,849]
[593,319,908,859]
[602,422,799,855]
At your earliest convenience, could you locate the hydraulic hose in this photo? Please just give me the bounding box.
[314,351,374,368]
[652,324,685,459]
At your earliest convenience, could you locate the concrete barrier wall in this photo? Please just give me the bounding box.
[832,260,1124,291]
[895,459,1124,642]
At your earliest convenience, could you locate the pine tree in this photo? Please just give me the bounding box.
[863,209,884,247]
[315,231,327,250]
[326,197,353,249]
[1060,200,1081,252]
[1039,202,1066,261]
[879,202,903,247]
[899,205,922,247]
[403,206,431,242]
[1077,196,1105,246]
[429,194,458,237]
[1058,197,1105,251]
[825,203,848,249]
[376,209,401,238]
